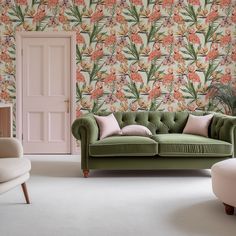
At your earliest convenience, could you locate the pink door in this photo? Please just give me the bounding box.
[22,37,71,154]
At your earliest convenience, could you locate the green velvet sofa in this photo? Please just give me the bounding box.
[71,111,236,177]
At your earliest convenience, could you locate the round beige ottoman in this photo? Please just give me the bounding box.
[212,158,236,215]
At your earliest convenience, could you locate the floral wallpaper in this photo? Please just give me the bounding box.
[0,0,236,133]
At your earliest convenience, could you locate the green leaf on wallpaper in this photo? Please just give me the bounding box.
[124,43,139,61]
[89,0,98,6]
[147,0,156,6]
[147,64,161,82]
[31,0,37,6]
[76,83,82,102]
[66,6,82,26]
[92,100,105,113]
[181,44,197,62]
[204,63,219,83]
[147,24,162,44]
[90,63,104,83]
[182,82,197,100]
[125,82,140,100]
[9,5,25,25]
[204,0,212,6]
[124,4,140,24]
[76,45,82,64]
[8,89,15,93]
[182,5,198,24]
[204,24,220,44]
[90,24,104,44]
[8,50,15,55]
[149,100,162,111]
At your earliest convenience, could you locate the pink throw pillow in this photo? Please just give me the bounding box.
[94,114,121,139]
[183,114,213,137]
[121,125,152,136]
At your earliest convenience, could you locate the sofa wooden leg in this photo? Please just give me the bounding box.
[83,169,89,178]
[21,183,30,204]
[223,203,234,215]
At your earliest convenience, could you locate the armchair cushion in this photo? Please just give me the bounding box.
[0,158,31,183]
[0,138,23,158]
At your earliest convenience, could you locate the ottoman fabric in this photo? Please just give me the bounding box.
[212,158,236,208]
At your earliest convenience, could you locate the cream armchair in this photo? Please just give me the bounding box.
[0,138,31,204]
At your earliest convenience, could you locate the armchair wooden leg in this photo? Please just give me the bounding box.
[83,169,89,178]
[21,183,30,204]
[223,203,234,215]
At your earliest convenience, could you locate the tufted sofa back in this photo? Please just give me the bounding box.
[97,111,210,135]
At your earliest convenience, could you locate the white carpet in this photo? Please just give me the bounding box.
[0,155,235,236]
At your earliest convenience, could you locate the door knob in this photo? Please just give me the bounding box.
[64,99,70,113]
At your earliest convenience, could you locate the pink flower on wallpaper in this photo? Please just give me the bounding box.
[148,85,161,100]
[188,29,200,45]
[74,0,85,5]
[91,88,103,100]
[76,70,85,82]
[91,6,104,23]
[163,68,174,85]
[16,0,27,5]
[206,6,219,23]
[173,10,184,24]
[188,0,200,5]
[188,66,201,83]
[220,69,232,84]
[148,6,161,22]
[91,44,104,61]
[232,9,236,23]
[104,68,116,83]
[0,10,10,24]
[173,48,183,63]
[104,0,117,7]
[162,30,174,47]
[48,0,59,8]
[206,44,219,61]
[130,0,143,6]
[174,89,184,101]
[130,32,143,44]
[148,43,161,62]
[220,0,232,7]
[104,31,117,46]
[76,31,85,44]
[162,0,174,8]
[33,7,46,23]
[220,30,232,46]
[130,65,143,83]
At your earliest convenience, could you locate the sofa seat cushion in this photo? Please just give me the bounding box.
[151,134,232,157]
[0,158,31,183]
[89,136,158,157]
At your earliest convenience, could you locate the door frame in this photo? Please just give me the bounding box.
[16,31,77,154]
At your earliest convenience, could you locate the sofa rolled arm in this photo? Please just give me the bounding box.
[71,114,99,143]
[210,114,236,156]
[0,138,23,158]
[72,114,99,170]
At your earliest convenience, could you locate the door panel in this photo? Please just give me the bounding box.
[48,112,66,143]
[22,37,71,154]
[48,45,66,96]
[28,112,44,141]
[27,45,44,96]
